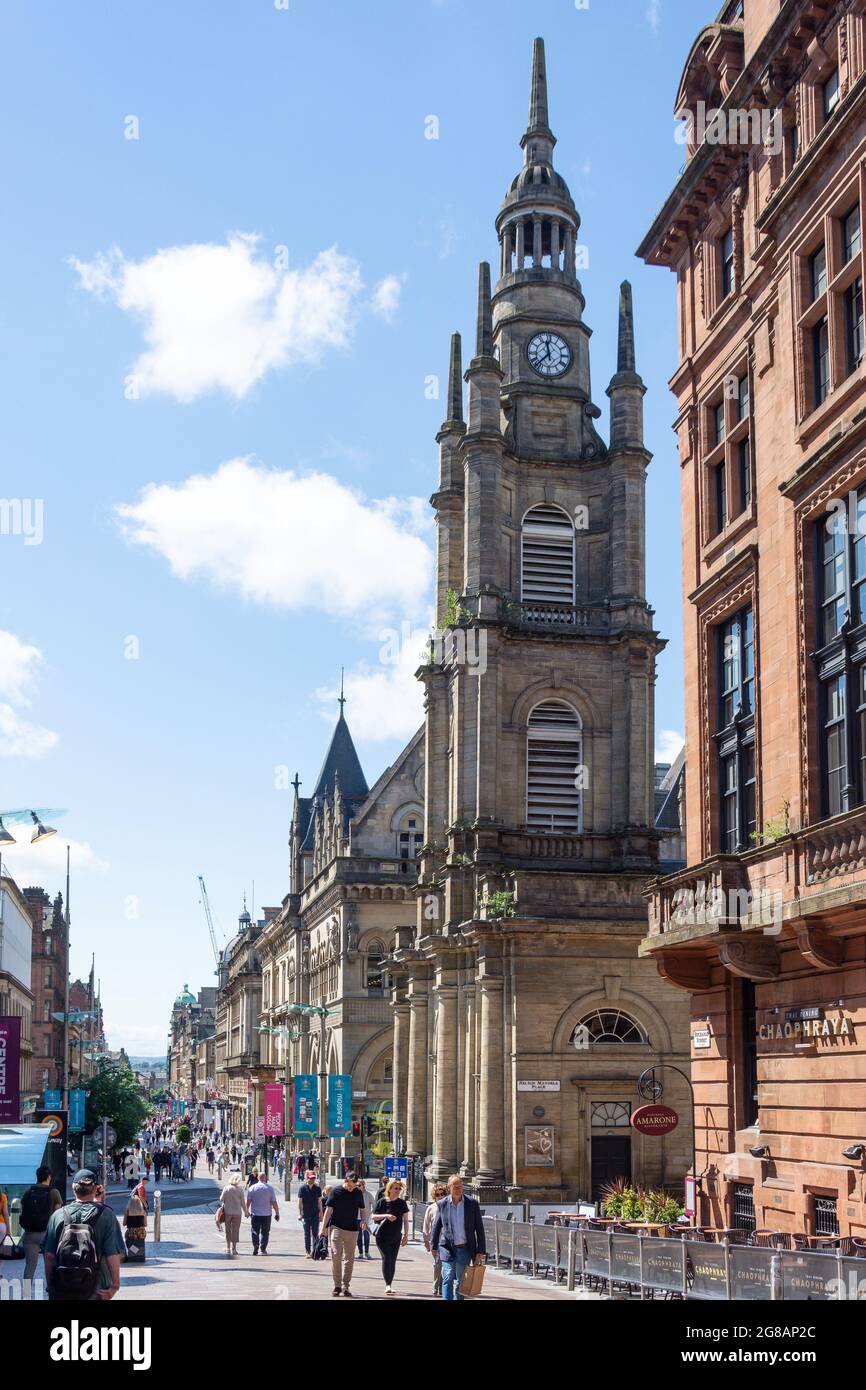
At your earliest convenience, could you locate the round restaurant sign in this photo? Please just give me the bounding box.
[630,1103,679,1137]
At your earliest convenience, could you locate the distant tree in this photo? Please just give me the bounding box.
[175,1124,191,1145]
[83,1061,148,1147]
[149,1087,169,1105]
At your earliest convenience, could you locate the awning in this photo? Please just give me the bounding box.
[0,1122,52,1185]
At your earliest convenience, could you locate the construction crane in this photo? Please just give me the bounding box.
[198,875,220,969]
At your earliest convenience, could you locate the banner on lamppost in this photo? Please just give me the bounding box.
[43,1088,61,1110]
[293,1074,317,1134]
[69,1088,86,1132]
[264,1083,284,1136]
[0,1017,22,1123]
[327,1074,352,1136]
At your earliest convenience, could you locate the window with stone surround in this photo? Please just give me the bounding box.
[720,225,734,301]
[520,503,575,608]
[814,491,866,817]
[365,939,386,994]
[573,1010,648,1045]
[715,606,756,853]
[796,181,865,418]
[526,699,582,833]
[703,365,754,543]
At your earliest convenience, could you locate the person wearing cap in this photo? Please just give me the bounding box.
[42,1170,125,1301]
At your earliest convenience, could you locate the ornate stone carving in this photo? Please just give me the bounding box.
[719,935,780,981]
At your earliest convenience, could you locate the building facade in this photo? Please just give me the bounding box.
[256,707,422,1173]
[22,887,67,1102]
[393,39,692,1202]
[0,875,35,1119]
[167,984,216,1112]
[640,0,866,1238]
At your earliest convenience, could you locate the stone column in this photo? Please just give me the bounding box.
[515,219,526,269]
[392,994,410,1153]
[462,980,477,1175]
[551,220,561,270]
[476,965,505,1184]
[532,217,542,266]
[406,978,429,1157]
[564,227,575,276]
[430,970,459,1177]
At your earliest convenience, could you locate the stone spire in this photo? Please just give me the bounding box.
[617,280,636,374]
[522,36,555,159]
[474,262,494,360]
[446,331,463,424]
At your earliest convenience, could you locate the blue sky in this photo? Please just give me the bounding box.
[0,0,703,1055]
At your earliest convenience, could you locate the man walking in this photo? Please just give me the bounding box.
[431,1174,486,1301]
[297,1169,323,1258]
[19,1165,63,1295]
[247,1171,280,1254]
[320,1171,365,1296]
[42,1170,125,1302]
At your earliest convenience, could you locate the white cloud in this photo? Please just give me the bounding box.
[116,457,433,630]
[0,704,59,758]
[655,729,684,764]
[0,630,58,757]
[371,274,405,321]
[69,236,371,402]
[316,623,431,741]
[646,0,661,31]
[0,831,108,878]
[0,630,44,704]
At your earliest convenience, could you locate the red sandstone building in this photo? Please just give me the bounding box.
[639,0,866,1238]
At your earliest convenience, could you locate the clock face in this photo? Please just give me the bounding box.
[527,331,572,378]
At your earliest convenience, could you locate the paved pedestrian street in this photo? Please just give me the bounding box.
[114,1204,575,1301]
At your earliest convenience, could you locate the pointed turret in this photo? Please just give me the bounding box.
[606,281,650,604]
[446,331,463,425]
[311,707,368,802]
[617,280,636,374]
[474,262,494,361]
[607,280,646,452]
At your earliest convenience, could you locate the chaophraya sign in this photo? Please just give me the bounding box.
[630,1103,679,1136]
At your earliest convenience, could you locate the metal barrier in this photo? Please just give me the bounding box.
[478,1220,866,1300]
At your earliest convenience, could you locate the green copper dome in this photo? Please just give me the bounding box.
[174,983,196,1006]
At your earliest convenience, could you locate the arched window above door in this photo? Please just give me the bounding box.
[572,1009,648,1046]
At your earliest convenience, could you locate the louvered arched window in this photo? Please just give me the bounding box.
[521,504,575,605]
[526,700,582,832]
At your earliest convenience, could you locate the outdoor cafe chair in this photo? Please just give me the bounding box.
[790,1232,810,1250]
[711,1227,751,1245]
[751,1230,790,1249]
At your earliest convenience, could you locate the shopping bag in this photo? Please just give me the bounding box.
[459,1259,486,1297]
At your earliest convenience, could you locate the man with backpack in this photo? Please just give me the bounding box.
[42,1169,125,1302]
[20,1165,63,1292]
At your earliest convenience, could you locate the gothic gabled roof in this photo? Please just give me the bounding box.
[311,712,368,802]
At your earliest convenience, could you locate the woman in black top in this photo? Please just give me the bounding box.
[371,1178,410,1294]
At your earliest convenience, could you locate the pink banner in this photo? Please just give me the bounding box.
[264,1083,284,1136]
[0,1016,22,1124]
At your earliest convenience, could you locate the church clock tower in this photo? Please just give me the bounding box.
[393,39,690,1202]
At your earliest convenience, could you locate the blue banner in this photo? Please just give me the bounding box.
[293,1074,317,1134]
[43,1089,61,1109]
[327,1074,352,1136]
[69,1089,86,1132]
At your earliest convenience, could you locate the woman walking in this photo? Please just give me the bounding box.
[219,1174,248,1257]
[371,1178,410,1295]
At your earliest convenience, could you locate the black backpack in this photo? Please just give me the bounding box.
[50,1204,103,1300]
[19,1184,52,1232]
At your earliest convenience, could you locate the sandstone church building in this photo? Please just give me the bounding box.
[252,38,691,1203]
[391,39,691,1201]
